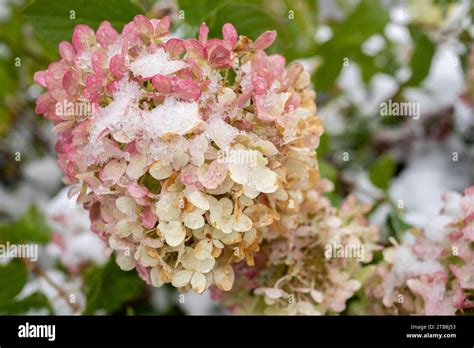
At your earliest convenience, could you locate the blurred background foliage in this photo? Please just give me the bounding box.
[0,0,472,315]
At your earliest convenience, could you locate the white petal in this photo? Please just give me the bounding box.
[172,270,193,287]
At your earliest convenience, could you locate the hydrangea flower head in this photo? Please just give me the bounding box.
[34,16,323,294]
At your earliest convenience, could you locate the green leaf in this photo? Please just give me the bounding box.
[83,259,145,314]
[319,159,337,183]
[0,205,51,244]
[140,172,162,194]
[369,154,395,190]
[24,0,144,50]
[317,132,330,158]
[404,28,435,86]
[0,292,52,315]
[387,211,413,241]
[314,0,389,91]
[0,260,28,306]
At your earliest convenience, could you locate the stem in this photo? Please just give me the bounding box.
[24,259,81,314]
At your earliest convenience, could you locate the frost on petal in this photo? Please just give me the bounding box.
[205,117,239,150]
[130,48,185,78]
[145,98,201,137]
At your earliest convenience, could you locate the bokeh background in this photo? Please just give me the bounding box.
[0,0,472,315]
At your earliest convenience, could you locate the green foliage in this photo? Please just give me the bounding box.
[0,205,51,244]
[0,260,28,306]
[387,211,413,241]
[404,28,436,86]
[140,172,162,194]
[0,292,52,315]
[24,0,144,50]
[83,259,146,314]
[314,0,389,91]
[369,154,396,191]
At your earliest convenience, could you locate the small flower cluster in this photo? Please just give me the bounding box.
[34,16,323,293]
[214,180,380,314]
[359,186,474,315]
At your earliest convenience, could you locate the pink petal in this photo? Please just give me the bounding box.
[109,54,128,79]
[91,50,108,77]
[200,160,228,189]
[184,39,207,60]
[72,24,96,53]
[151,74,174,94]
[100,159,126,185]
[34,71,47,88]
[175,79,201,101]
[96,21,119,48]
[198,22,209,44]
[154,16,171,37]
[127,182,149,198]
[209,45,231,68]
[134,15,154,37]
[58,41,75,62]
[165,38,185,57]
[252,30,277,50]
[62,70,79,96]
[141,206,158,229]
[222,23,237,49]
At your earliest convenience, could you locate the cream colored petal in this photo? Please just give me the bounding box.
[126,154,147,180]
[116,252,135,271]
[115,196,137,215]
[190,272,207,294]
[172,270,193,287]
[194,239,213,260]
[162,221,186,247]
[196,256,215,274]
[214,265,235,291]
[233,214,253,232]
[150,266,164,287]
[115,219,133,238]
[188,190,210,210]
[184,212,205,230]
[149,161,173,180]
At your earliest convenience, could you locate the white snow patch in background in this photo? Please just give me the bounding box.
[22,156,62,192]
[404,44,464,114]
[389,140,469,227]
[44,187,108,269]
[179,290,219,315]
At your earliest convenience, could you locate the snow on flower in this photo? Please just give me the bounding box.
[358,186,474,315]
[34,16,323,294]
